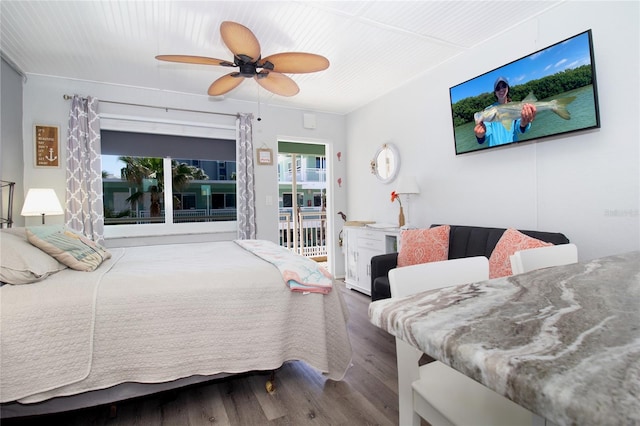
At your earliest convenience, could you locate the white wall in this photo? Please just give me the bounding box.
[20,76,347,274]
[345,1,639,262]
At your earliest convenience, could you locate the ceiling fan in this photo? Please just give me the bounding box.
[156,21,329,97]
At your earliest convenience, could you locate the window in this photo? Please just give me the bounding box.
[225,193,236,208]
[282,193,304,208]
[101,130,236,232]
[177,193,196,210]
[313,192,325,207]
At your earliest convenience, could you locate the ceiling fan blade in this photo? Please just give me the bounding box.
[255,72,300,97]
[220,21,261,62]
[155,55,232,66]
[260,52,330,74]
[208,73,245,96]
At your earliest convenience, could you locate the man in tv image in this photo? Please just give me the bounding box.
[474,76,537,147]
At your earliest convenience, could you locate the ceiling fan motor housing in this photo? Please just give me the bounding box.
[237,61,258,78]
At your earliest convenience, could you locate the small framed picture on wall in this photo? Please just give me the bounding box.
[257,147,273,165]
[34,124,60,168]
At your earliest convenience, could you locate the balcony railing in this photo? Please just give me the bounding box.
[278,168,326,183]
[104,208,237,225]
[279,208,327,259]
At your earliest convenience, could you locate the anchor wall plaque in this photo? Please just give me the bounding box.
[34,125,60,168]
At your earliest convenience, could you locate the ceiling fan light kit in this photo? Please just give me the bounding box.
[156,21,329,98]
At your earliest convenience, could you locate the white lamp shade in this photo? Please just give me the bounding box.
[21,188,64,217]
[396,176,420,195]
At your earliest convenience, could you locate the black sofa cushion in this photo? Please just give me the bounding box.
[370,224,569,301]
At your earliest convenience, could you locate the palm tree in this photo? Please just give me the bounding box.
[119,156,157,215]
[119,157,208,217]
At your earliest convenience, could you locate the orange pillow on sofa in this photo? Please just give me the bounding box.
[397,225,450,267]
[488,228,553,278]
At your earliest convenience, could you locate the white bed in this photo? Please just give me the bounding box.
[0,229,352,418]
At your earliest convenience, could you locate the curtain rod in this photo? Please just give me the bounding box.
[62,94,237,118]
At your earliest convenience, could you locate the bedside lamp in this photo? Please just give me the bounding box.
[396,176,420,228]
[21,188,64,224]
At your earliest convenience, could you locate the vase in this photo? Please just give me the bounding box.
[398,206,405,227]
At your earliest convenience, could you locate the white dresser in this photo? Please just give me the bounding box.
[343,226,400,296]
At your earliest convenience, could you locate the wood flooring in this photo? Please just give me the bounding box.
[3,282,404,426]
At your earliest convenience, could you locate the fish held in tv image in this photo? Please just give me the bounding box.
[474,92,576,132]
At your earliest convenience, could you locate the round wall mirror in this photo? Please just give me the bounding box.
[371,143,400,183]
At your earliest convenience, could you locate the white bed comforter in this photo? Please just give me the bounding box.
[0,241,352,403]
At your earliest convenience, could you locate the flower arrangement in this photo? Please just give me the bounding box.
[391,191,405,227]
[390,191,402,207]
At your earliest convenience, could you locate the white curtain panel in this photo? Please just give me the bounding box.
[236,113,257,239]
[66,95,105,244]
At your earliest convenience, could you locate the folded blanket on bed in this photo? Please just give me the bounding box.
[235,239,333,294]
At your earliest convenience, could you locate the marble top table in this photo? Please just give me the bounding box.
[369,251,640,426]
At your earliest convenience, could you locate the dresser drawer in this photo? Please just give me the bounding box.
[359,230,385,242]
[358,234,385,250]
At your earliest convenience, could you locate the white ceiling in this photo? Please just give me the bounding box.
[1,1,564,115]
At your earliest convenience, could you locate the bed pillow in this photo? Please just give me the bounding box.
[0,229,68,284]
[489,228,553,278]
[26,225,111,272]
[397,225,450,267]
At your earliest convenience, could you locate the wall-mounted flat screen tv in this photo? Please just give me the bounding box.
[449,30,600,155]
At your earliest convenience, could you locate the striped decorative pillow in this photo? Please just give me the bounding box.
[26,226,111,272]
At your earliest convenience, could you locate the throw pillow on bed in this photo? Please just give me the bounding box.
[489,228,553,278]
[397,225,450,267]
[0,228,68,284]
[26,225,111,272]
